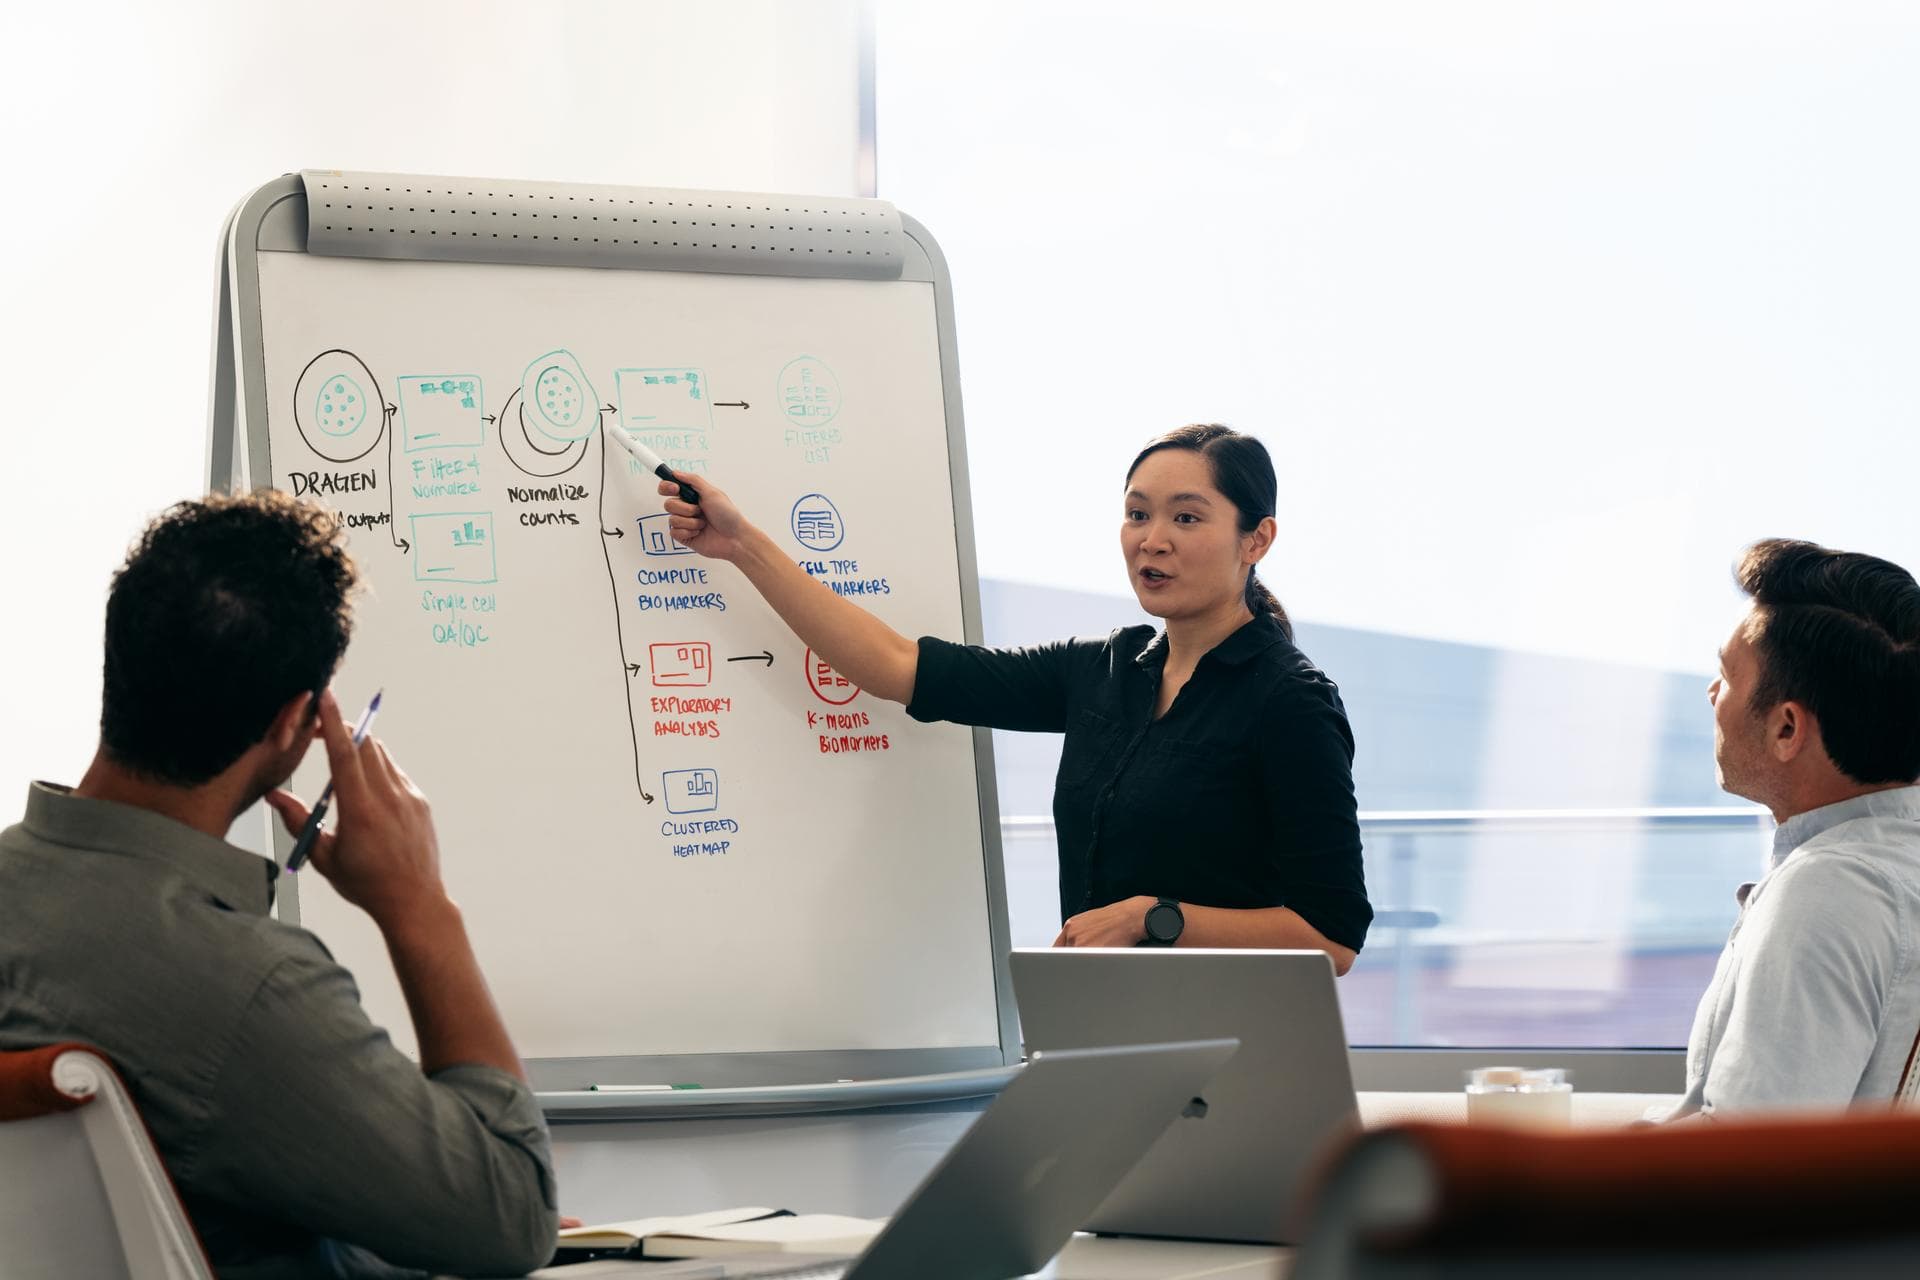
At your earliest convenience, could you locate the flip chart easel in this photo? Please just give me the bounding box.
[208,170,1019,1112]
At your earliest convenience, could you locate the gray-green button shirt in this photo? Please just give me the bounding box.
[0,784,559,1279]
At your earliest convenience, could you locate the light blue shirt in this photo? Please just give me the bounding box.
[1666,785,1920,1118]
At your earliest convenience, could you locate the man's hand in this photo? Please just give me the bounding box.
[268,690,526,1082]
[1054,895,1155,948]
[265,689,446,930]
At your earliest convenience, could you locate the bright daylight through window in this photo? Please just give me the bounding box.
[877,1,1920,1046]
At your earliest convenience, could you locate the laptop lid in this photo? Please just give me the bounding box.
[842,1038,1238,1280]
[1009,948,1360,1245]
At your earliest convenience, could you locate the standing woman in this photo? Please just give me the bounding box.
[660,424,1370,972]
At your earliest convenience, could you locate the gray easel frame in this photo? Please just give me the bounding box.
[207,171,1021,1116]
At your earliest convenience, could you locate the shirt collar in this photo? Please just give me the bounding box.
[1771,785,1920,867]
[1132,612,1291,670]
[20,782,278,915]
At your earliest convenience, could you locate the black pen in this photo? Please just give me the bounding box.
[287,690,383,872]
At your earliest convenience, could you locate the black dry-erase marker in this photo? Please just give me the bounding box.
[609,424,701,504]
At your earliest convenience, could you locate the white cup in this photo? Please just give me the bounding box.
[1464,1066,1573,1129]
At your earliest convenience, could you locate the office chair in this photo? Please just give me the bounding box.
[0,1042,213,1280]
[1290,1110,1920,1279]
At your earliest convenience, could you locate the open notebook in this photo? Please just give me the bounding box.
[557,1207,883,1259]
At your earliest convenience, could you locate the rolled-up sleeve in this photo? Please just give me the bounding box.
[1256,676,1372,953]
[185,948,559,1277]
[906,635,1099,733]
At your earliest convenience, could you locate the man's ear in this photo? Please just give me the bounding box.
[1770,700,1815,764]
[266,690,319,753]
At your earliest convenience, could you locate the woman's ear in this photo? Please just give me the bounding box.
[1244,515,1278,566]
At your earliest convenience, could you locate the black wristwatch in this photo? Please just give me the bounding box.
[1143,897,1184,947]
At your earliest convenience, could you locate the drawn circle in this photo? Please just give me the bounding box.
[535,365,584,433]
[789,493,845,553]
[315,375,368,436]
[804,647,861,706]
[292,350,385,464]
[496,388,589,478]
[777,355,842,427]
[519,403,571,455]
[520,349,598,443]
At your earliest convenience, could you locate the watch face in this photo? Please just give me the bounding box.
[1146,902,1181,942]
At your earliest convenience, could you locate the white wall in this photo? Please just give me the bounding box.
[0,0,864,803]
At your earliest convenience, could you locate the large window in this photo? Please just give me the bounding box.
[877,2,1920,1046]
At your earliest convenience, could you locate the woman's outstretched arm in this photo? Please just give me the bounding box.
[658,472,919,704]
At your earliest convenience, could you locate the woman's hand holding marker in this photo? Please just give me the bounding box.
[651,470,922,703]
[658,472,752,562]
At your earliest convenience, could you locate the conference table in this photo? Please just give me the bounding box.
[531,1092,1677,1279]
[1051,1092,1672,1278]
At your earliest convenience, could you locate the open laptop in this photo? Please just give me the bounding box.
[1010,948,1360,1245]
[647,1038,1238,1280]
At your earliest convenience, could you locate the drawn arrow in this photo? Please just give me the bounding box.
[601,403,617,415]
[601,526,624,538]
[727,650,775,667]
[715,400,749,409]
[482,414,496,424]
[597,427,655,805]
[383,402,408,553]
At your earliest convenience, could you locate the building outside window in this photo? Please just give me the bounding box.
[876,0,1920,1047]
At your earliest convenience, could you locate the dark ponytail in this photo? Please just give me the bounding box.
[1245,568,1290,639]
[1126,423,1292,641]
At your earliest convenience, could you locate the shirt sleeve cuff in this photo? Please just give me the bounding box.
[904,635,960,723]
[425,1064,558,1207]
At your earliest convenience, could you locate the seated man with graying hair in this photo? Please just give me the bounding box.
[1662,538,1920,1119]
[0,492,559,1278]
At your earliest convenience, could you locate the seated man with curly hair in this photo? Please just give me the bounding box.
[0,492,558,1278]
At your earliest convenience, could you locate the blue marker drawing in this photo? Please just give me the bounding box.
[778,355,841,426]
[398,374,485,451]
[410,512,498,584]
[790,493,845,552]
[616,367,713,436]
[314,374,369,438]
[521,350,599,444]
[663,768,720,815]
[293,350,386,465]
[636,513,694,557]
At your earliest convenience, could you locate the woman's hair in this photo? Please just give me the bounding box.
[1125,423,1290,639]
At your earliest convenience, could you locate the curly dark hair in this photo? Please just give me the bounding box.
[1737,538,1920,785]
[100,491,357,785]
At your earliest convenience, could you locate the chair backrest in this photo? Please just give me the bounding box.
[1898,1025,1920,1107]
[1290,1112,1920,1280]
[0,1043,213,1280]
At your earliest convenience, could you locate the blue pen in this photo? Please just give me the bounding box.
[286,690,383,872]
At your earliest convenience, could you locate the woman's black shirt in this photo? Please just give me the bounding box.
[906,613,1372,953]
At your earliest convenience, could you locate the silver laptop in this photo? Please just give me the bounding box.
[1011,948,1360,1245]
[669,1038,1238,1280]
